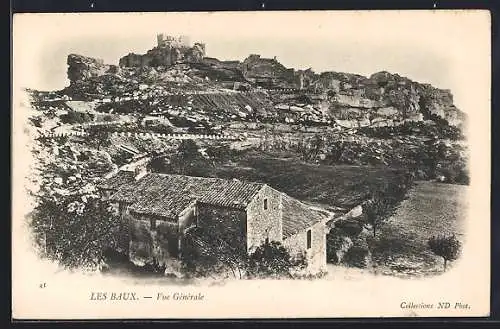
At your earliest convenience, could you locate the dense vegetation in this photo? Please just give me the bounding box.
[60,110,94,125]
[358,120,465,140]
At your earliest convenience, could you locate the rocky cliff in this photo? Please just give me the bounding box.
[63,37,465,128]
[67,54,119,84]
[301,70,465,127]
[241,54,297,88]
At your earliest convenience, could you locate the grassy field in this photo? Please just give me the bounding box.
[368,181,468,277]
[207,151,409,210]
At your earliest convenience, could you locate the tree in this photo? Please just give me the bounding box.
[86,125,112,151]
[170,140,211,176]
[111,149,134,167]
[363,193,395,237]
[30,196,124,270]
[102,115,115,122]
[297,134,324,162]
[29,135,121,270]
[181,208,248,279]
[428,234,462,271]
[147,156,170,173]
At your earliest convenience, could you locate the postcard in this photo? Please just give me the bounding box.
[12,10,491,319]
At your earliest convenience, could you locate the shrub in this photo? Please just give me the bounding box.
[29,116,42,128]
[102,115,115,122]
[60,111,94,124]
[428,234,462,271]
[326,232,353,264]
[334,219,364,237]
[111,149,134,166]
[247,240,305,278]
[342,244,371,268]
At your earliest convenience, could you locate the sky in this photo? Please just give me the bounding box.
[13,11,490,113]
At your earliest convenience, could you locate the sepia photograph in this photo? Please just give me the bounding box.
[11,10,491,319]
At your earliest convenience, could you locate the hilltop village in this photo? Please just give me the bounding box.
[26,34,469,279]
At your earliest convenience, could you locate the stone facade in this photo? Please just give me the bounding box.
[103,175,327,274]
[111,201,191,267]
[246,185,283,251]
[282,220,328,273]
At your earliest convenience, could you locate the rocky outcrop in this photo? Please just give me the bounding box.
[311,70,465,127]
[67,54,117,84]
[63,36,465,128]
[119,38,205,68]
[188,58,246,82]
[242,54,296,88]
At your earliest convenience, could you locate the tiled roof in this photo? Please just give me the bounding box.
[108,173,264,218]
[282,193,328,239]
[98,171,135,190]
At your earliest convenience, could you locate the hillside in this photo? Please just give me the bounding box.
[47,35,466,132]
[26,35,469,186]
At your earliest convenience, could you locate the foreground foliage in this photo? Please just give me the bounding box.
[427,234,462,271]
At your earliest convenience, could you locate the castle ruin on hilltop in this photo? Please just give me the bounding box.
[119,34,206,68]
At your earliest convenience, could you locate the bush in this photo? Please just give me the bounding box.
[334,219,364,237]
[29,116,42,128]
[247,240,305,278]
[437,165,470,185]
[111,149,134,166]
[326,232,353,264]
[428,234,462,271]
[102,115,115,122]
[60,111,94,124]
[342,239,371,268]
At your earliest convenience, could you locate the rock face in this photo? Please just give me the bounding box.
[189,57,247,82]
[63,35,465,128]
[242,54,296,87]
[311,70,465,127]
[67,54,114,84]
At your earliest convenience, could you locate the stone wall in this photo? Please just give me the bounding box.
[246,185,283,251]
[110,201,131,255]
[127,212,180,267]
[282,220,327,273]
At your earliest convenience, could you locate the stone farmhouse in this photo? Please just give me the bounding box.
[98,170,329,274]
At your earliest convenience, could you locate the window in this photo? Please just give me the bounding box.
[263,198,268,210]
[306,229,312,249]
